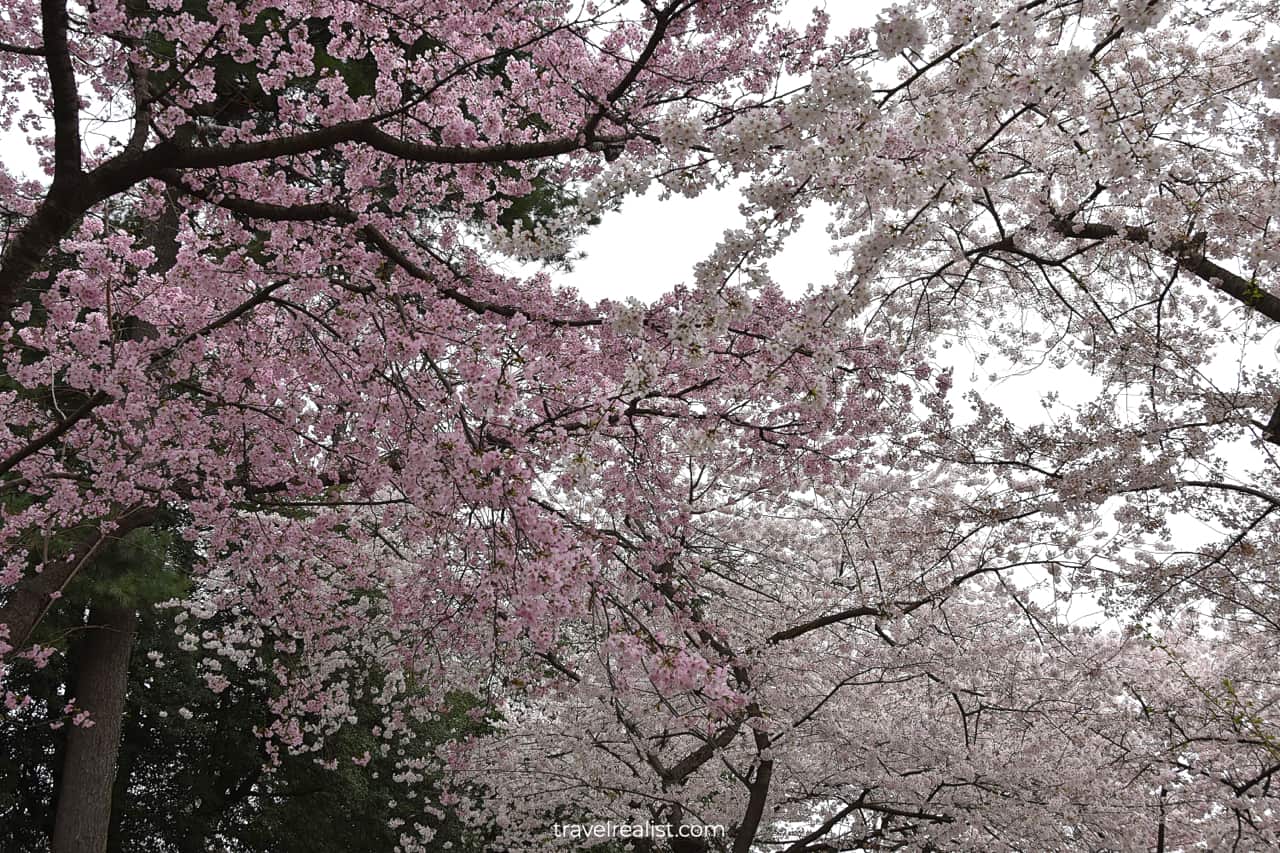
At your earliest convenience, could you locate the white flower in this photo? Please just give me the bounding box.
[875,8,926,58]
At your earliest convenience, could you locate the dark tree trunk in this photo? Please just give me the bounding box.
[50,603,137,853]
[105,701,139,853]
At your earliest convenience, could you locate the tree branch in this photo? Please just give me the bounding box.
[733,728,774,853]
[0,505,157,661]
[41,0,82,182]
[0,390,109,479]
[169,122,592,171]
[768,605,884,644]
[1048,218,1280,324]
[0,40,44,56]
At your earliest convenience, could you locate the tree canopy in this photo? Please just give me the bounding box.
[3,0,1280,850]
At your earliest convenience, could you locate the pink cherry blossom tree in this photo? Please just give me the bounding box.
[5,0,1280,850]
[0,0,845,848]
[434,0,1280,849]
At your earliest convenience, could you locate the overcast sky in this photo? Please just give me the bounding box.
[554,1,887,305]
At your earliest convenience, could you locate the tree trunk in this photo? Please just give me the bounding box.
[50,603,137,853]
[105,699,139,853]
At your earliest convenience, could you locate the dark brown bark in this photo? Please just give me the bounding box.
[733,730,774,853]
[50,603,137,853]
[1045,218,1280,324]
[41,0,81,181]
[105,697,139,853]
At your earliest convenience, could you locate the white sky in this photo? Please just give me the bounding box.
[557,0,887,305]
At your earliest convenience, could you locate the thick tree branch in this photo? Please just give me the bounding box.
[767,605,884,645]
[780,796,866,853]
[1047,219,1280,324]
[0,390,109,479]
[1264,399,1280,446]
[664,718,743,783]
[41,0,81,182]
[124,60,152,156]
[0,118,619,318]
[1118,479,1280,508]
[734,728,774,853]
[0,40,44,56]
[169,122,591,170]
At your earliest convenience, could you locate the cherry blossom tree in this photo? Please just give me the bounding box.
[454,430,1280,850]
[5,0,1280,850]
[0,0,826,656]
[0,0,883,850]
[806,4,1280,843]
[436,0,1280,849]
